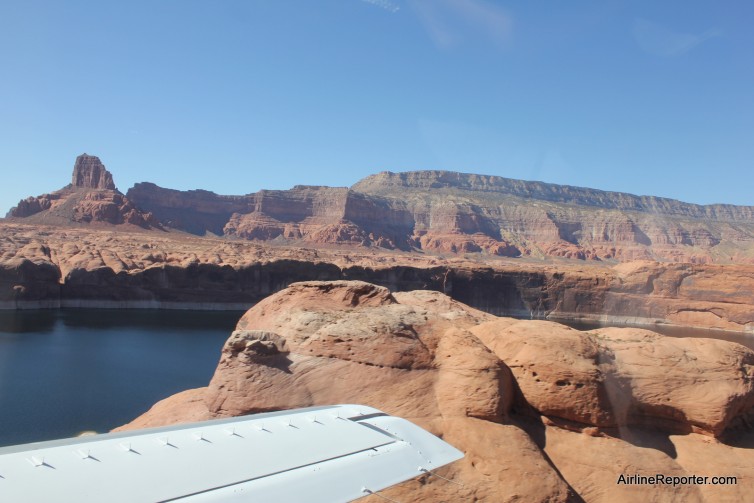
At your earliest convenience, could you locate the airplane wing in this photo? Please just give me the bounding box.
[0,404,463,502]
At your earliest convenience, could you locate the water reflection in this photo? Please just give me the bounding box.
[0,309,243,447]
[0,310,57,333]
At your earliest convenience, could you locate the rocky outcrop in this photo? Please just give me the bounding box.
[122,169,754,263]
[3,223,754,333]
[129,183,415,248]
[125,183,249,236]
[71,154,116,190]
[6,155,157,228]
[119,281,572,501]
[8,194,56,218]
[222,187,380,245]
[534,423,749,503]
[0,245,62,309]
[352,171,754,263]
[8,155,754,262]
[118,281,754,502]
[471,319,754,436]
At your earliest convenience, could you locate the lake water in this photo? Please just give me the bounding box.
[0,309,243,448]
[1,309,752,448]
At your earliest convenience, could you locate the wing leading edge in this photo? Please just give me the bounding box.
[0,404,463,502]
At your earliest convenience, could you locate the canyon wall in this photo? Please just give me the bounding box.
[4,155,754,331]
[124,169,754,263]
[2,224,753,332]
[8,155,754,263]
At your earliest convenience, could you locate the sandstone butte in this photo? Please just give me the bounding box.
[4,155,754,333]
[115,280,754,503]
[7,154,157,228]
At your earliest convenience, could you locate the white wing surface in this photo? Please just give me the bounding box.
[0,404,463,502]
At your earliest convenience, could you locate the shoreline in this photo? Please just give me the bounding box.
[3,299,752,335]
[0,299,253,311]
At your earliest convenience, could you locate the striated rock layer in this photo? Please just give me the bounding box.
[71,153,116,190]
[3,222,754,333]
[118,281,754,502]
[6,154,157,228]
[126,169,754,263]
[8,155,754,263]
[5,155,754,331]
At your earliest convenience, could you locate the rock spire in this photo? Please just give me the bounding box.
[72,153,116,190]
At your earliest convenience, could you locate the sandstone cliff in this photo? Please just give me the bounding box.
[8,155,754,263]
[70,153,116,190]
[126,169,754,263]
[5,155,754,332]
[117,281,754,502]
[352,171,754,263]
[127,183,415,247]
[3,223,754,333]
[125,183,249,236]
[6,154,157,228]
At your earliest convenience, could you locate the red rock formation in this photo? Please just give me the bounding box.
[8,155,754,262]
[4,222,754,333]
[71,154,116,190]
[116,281,754,502]
[117,281,573,501]
[8,195,55,218]
[471,319,754,436]
[221,187,414,249]
[123,169,754,263]
[6,155,157,228]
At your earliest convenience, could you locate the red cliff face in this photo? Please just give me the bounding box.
[351,171,754,263]
[124,169,754,263]
[71,154,116,190]
[7,195,56,218]
[6,154,157,228]
[3,221,754,333]
[9,157,754,264]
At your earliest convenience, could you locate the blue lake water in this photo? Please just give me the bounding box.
[0,309,243,447]
[1,309,752,449]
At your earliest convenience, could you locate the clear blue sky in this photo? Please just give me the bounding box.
[1,0,752,213]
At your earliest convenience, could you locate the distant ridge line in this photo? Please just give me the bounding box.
[351,170,754,221]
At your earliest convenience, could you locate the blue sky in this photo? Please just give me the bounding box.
[1,0,752,213]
